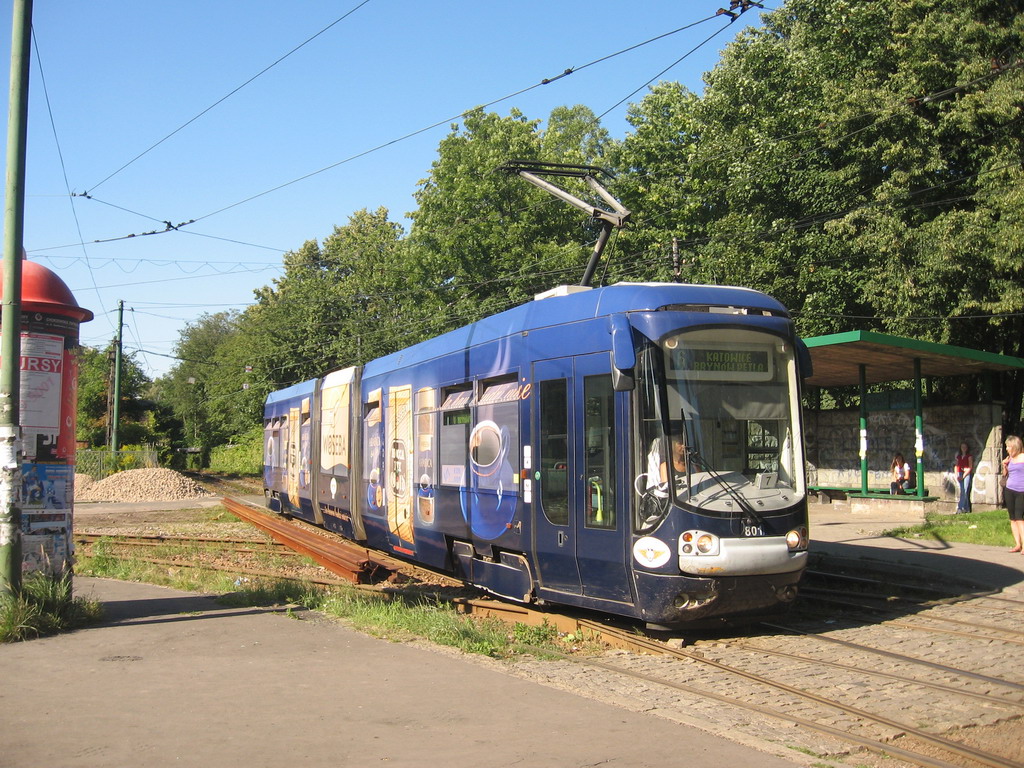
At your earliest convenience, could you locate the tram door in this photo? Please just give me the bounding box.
[533,354,633,602]
[533,357,580,593]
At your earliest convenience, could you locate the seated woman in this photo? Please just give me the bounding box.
[647,434,689,497]
[890,453,913,495]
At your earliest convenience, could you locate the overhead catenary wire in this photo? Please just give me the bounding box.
[30,26,114,334]
[84,0,377,194]
[46,8,1021,384]
[35,9,734,259]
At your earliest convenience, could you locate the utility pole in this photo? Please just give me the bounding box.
[0,0,33,596]
[110,300,123,453]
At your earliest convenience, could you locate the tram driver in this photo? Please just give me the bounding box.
[646,431,690,498]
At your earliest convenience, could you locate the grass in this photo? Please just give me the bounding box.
[884,508,1016,547]
[77,542,588,659]
[0,573,104,642]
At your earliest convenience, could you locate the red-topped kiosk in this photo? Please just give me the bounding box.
[1,257,92,577]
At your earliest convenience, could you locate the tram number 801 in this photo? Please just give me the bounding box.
[743,525,765,537]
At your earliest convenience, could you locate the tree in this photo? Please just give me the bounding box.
[408,106,615,329]
[159,311,245,453]
[611,0,1023,418]
[76,344,154,447]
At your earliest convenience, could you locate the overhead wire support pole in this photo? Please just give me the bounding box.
[0,0,33,596]
[110,300,123,453]
[501,161,630,288]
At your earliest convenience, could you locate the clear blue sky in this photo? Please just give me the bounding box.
[1,1,767,379]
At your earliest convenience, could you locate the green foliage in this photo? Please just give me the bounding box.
[611,0,1023,418]
[0,574,103,642]
[76,345,158,447]
[208,425,264,476]
[146,0,1024,441]
[510,619,560,646]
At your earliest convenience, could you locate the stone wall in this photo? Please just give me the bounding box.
[805,403,1003,506]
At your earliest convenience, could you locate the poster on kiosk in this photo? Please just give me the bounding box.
[1,258,93,577]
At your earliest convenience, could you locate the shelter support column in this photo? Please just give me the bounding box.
[914,358,925,497]
[859,364,868,495]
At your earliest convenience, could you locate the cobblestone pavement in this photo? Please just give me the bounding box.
[507,585,1024,768]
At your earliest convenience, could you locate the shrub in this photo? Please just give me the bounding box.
[208,425,263,476]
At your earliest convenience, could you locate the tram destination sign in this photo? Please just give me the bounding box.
[670,346,773,381]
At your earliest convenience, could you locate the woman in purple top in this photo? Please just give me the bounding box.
[1002,435,1024,553]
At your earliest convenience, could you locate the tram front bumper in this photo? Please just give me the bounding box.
[633,568,804,625]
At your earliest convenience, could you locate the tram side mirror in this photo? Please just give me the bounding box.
[796,338,813,379]
[610,315,635,391]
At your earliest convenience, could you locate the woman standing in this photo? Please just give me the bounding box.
[954,441,974,513]
[1002,435,1024,553]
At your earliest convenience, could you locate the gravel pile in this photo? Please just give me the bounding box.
[74,473,96,498]
[75,468,215,503]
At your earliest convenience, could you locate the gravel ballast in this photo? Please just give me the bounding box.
[75,468,215,503]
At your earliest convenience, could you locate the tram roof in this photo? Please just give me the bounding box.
[802,330,1024,387]
[364,282,788,375]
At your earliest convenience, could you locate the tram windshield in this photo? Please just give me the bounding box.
[636,326,805,521]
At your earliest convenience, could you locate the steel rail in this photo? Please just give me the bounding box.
[218,497,1017,767]
[450,597,1020,767]
[546,645,966,768]
[799,592,1024,642]
[804,568,997,600]
[221,497,386,583]
[75,532,293,555]
[713,640,1024,709]
[75,549,351,587]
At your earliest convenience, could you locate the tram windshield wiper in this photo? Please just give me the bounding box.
[685,447,766,528]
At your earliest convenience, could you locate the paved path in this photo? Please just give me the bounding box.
[2,577,803,768]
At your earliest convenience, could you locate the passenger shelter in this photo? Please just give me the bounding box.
[801,330,1024,509]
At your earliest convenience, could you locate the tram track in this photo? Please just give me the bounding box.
[576,626,1019,768]
[75,532,296,555]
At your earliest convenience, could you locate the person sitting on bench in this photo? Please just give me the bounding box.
[890,453,913,495]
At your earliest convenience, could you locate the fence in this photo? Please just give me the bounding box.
[76,448,159,479]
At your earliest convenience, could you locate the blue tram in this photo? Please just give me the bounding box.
[263,282,811,627]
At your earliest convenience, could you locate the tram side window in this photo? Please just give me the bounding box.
[440,386,473,487]
[583,374,615,530]
[264,419,282,469]
[362,398,382,483]
[539,379,569,526]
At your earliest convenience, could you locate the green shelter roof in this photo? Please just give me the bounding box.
[803,330,1024,388]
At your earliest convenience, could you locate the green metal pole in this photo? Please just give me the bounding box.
[110,300,123,452]
[914,357,925,498]
[859,364,868,495]
[0,0,33,597]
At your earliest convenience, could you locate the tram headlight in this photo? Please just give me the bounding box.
[786,526,809,551]
[680,530,719,557]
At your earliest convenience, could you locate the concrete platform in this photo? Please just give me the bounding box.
[809,501,1024,593]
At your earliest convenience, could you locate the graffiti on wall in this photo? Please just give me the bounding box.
[805,403,1001,504]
